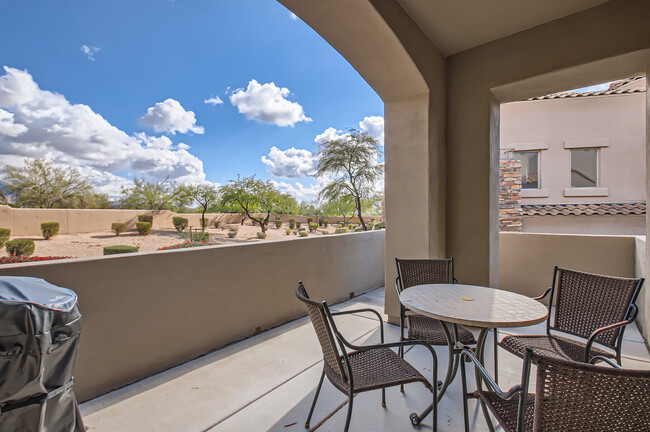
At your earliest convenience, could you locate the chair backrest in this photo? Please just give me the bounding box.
[295,282,346,382]
[395,258,454,292]
[532,351,650,432]
[549,267,642,349]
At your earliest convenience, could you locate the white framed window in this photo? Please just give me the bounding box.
[513,151,540,189]
[570,148,598,188]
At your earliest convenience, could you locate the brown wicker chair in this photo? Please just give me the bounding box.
[295,281,438,431]
[499,266,644,365]
[458,344,650,432]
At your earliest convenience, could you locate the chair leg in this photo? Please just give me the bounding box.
[493,328,499,384]
[305,369,325,429]
[381,388,386,407]
[460,356,470,432]
[400,317,405,393]
[344,394,354,432]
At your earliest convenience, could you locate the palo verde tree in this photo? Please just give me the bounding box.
[316,129,383,230]
[187,183,219,231]
[2,158,95,208]
[220,175,295,233]
[322,196,356,224]
[120,177,192,212]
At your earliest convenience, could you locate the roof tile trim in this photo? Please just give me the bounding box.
[521,202,646,216]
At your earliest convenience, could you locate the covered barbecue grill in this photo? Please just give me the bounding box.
[0,276,84,432]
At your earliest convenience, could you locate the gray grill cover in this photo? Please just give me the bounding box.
[0,276,84,432]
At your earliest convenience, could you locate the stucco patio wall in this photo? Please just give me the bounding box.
[0,230,386,402]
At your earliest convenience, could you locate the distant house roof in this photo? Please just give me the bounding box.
[528,76,646,100]
[521,202,646,216]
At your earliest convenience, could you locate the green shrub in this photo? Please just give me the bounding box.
[103,245,138,255]
[40,222,59,240]
[298,227,306,231]
[172,217,188,232]
[136,222,152,235]
[374,222,385,229]
[214,220,222,229]
[200,217,209,229]
[354,227,364,232]
[0,229,10,247]
[307,217,313,224]
[275,219,283,229]
[347,224,354,230]
[111,223,127,236]
[335,228,348,234]
[318,229,329,235]
[138,214,153,224]
[319,217,328,227]
[229,225,239,232]
[309,222,318,232]
[193,231,210,242]
[296,221,302,228]
[338,222,344,228]
[288,218,296,229]
[366,222,374,230]
[285,228,292,235]
[299,231,308,237]
[257,231,267,239]
[6,239,35,257]
[227,231,237,238]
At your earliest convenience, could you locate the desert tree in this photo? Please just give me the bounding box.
[220,175,295,233]
[316,129,383,230]
[2,158,94,208]
[322,196,356,224]
[120,177,192,211]
[187,183,219,231]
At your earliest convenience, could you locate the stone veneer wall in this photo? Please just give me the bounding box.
[499,160,522,232]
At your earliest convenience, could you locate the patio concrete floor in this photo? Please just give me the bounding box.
[81,288,650,431]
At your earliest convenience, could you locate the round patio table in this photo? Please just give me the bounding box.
[398,283,548,427]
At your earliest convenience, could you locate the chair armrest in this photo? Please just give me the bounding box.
[453,276,459,284]
[534,287,552,301]
[589,356,622,368]
[458,344,525,400]
[337,337,437,361]
[585,304,638,363]
[330,308,384,343]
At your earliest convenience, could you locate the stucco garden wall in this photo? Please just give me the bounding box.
[0,231,386,401]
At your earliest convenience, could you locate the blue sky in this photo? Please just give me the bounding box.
[0,0,383,201]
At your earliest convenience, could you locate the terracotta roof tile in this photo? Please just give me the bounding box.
[521,202,646,216]
[529,76,646,100]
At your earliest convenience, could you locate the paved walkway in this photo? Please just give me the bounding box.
[81,288,650,431]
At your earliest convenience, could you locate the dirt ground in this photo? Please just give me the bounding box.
[1,223,344,258]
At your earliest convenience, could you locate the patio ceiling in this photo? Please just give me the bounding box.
[396,0,609,56]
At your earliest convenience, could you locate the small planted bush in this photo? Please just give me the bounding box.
[307,217,313,224]
[335,228,348,234]
[347,224,354,230]
[136,222,152,236]
[229,225,239,232]
[138,214,153,224]
[367,222,374,230]
[319,217,328,227]
[374,222,386,230]
[285,228,292,235]
[0,228,10,247]
[354,227,364,232]
[172,217,188,232]
[227,231,237,238]
[275,218,283,229]
[257,231,267,239]
[111,223,127,236]
[309,223,318,232]
[289,218,296,229]
[338,222,344,228]
[158,241,217,250]
[318,229,329,235]
[296,221,302,229]
[193,231,210,242]
[6,239,35,257]
[299,231,308,237]
[41,222,59,240]
[103,245,138,255]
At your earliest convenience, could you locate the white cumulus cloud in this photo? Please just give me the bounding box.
[80,45,101,61]
[0,109,27,137]
[314,127,348,145]
[271,179,322,202]
[230,79,311,127]
[359,116,384,146]
[261,146,317,178]
[0,66,209,197]
[140,98,204,135]
[204,96,223,105]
